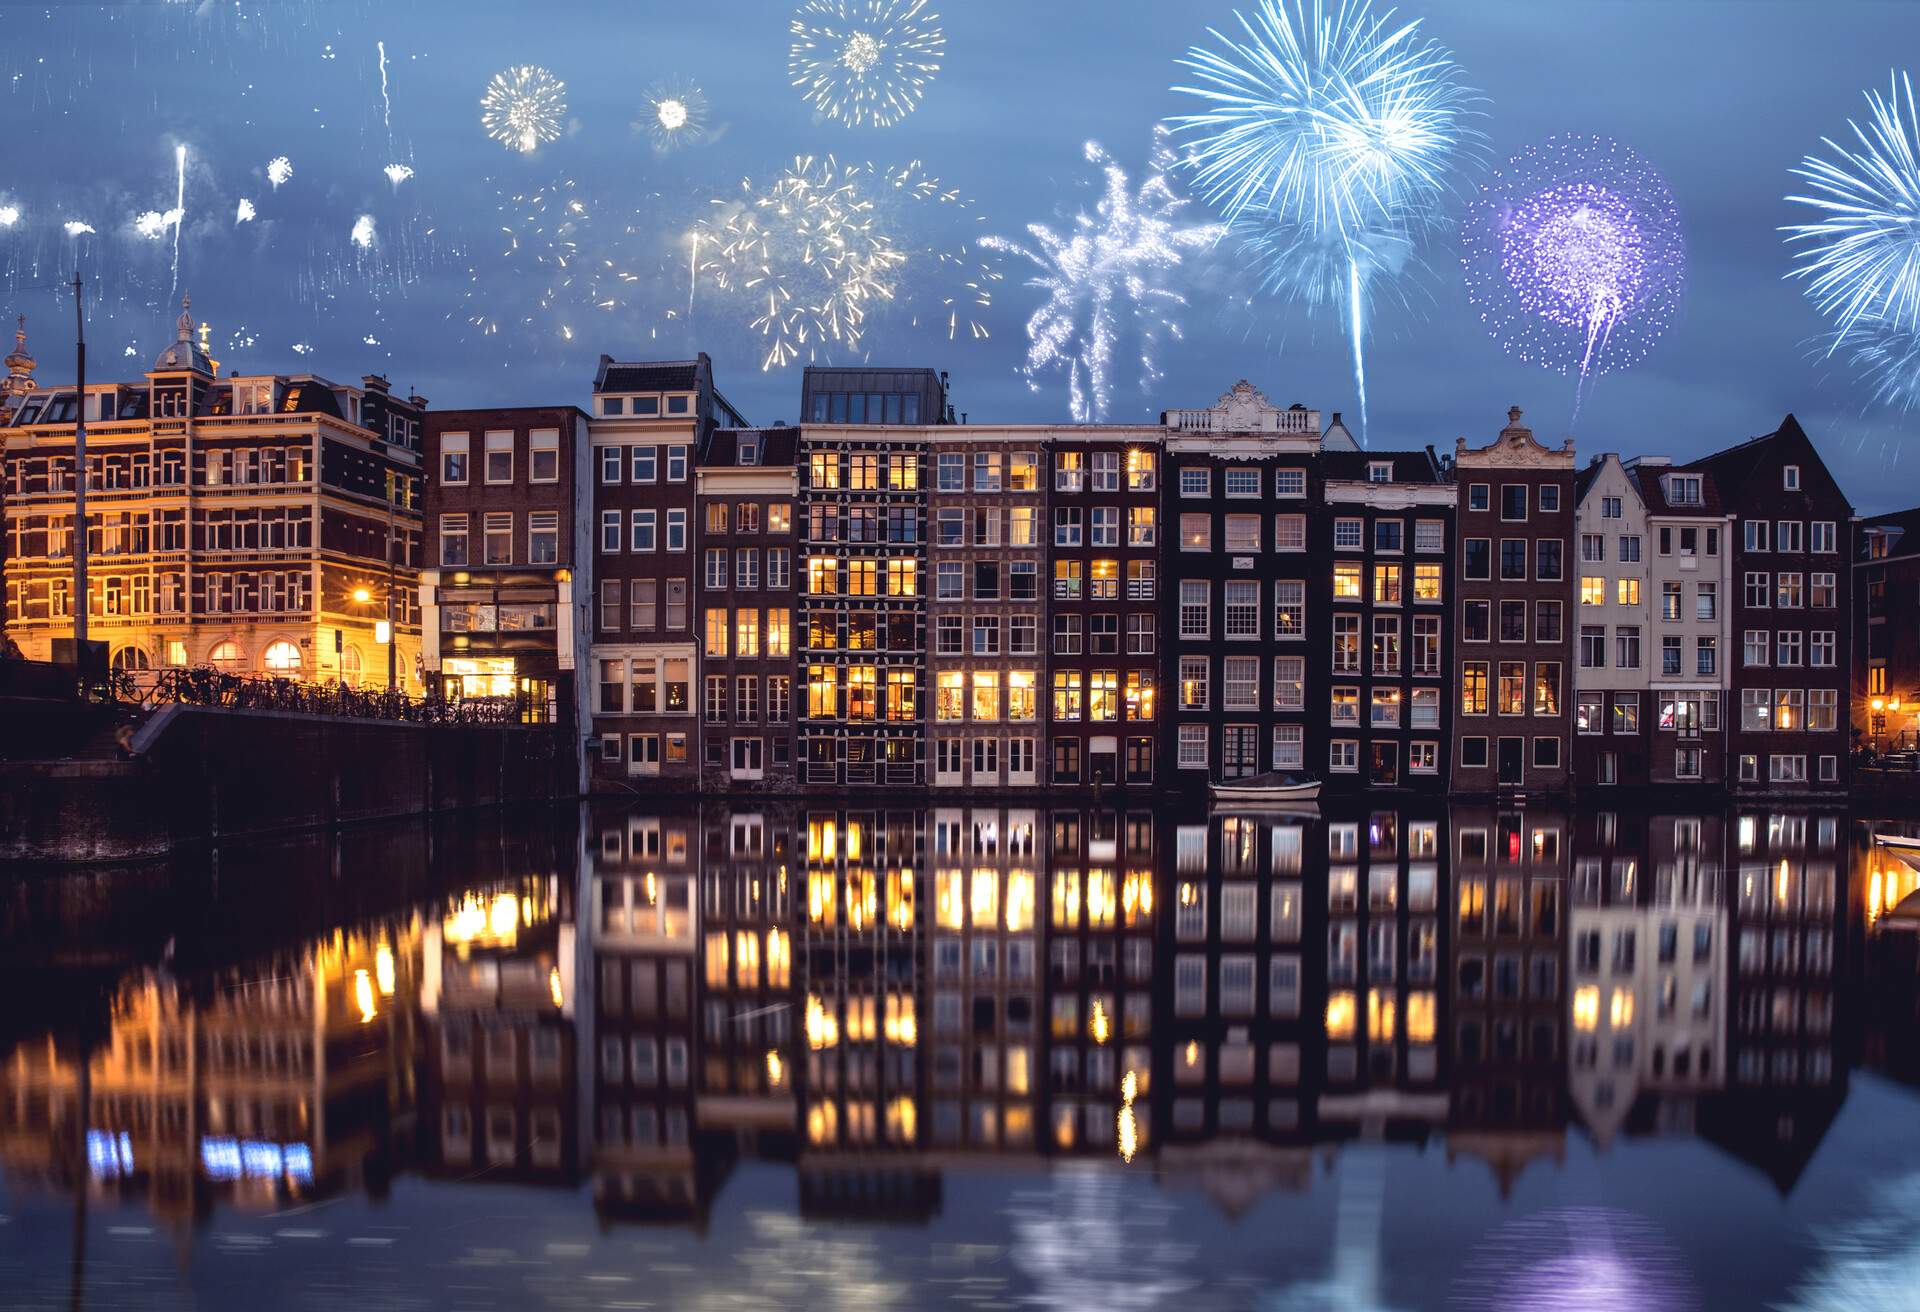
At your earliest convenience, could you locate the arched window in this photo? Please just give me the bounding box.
[111,646,151,671]
[207,640,244,671]
[341,645,363,685]
[262,640,302,673]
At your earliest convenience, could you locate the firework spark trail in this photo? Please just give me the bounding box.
[982,134,1222,422]
[642,78,709,152]
[1785,71,1920,411]
[377,40,392,142]
[1169,0,1479,443]
[1461,135,1685,426]
[788,0,944,129]
[171,144,186,295]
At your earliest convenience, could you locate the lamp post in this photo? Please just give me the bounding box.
[1871,696,1887,759]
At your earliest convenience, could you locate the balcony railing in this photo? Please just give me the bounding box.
[124,667,524,724]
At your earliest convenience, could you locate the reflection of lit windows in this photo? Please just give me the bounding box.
[1573,985,1600,1031]
[1326,990,1357,1041]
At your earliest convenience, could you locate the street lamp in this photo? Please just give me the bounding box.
[1871,696,1888,758]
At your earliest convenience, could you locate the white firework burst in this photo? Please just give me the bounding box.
[266,156,293,188]
[693,156,906,369]
[481,65,568,154]
[640,78,710,152]
[788,0,944,129]
[982,132,1225,421]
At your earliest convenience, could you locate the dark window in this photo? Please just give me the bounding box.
[1501,485,1528,520]
[1500,540,1528,581]
[1464,539,1490,580]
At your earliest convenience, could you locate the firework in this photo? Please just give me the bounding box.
[692,156,905,369]
[1785,72,1920,408]
[788,0,944,129]
[1461,134,1685,420]
[481,65,567,154]
[385,163,415,187]
[235,199,256,224]
[0,205,19,228]
[641,78,709,152]
[981,133,1223,422]
[351,214,376,249]
[63,220,95,237]
[1169,0,1478,440]
[134,209,178,239]
[1452,1207,1696,1312]
[267,156,293,188]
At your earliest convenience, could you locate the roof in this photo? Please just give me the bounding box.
[1319,448,1444,483]
[1632,463,1724,516]
[703,425,799,468]
[426,404,588,430]
[1862,505,1920,553]
[596,357,702,393]
[1681,413,1850,508]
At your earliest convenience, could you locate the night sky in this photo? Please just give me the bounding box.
[3,1,1916,509]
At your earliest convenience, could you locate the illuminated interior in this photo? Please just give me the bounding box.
[442,655,516,698]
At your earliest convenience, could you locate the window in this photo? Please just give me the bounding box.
[665,509,686,551]
[1464,600,1491,643]
[1582,533,1605,563]
[441,433,469,485]
[667,445,689,481]
[1741,688,1771,731]
[1413,616,1441,675]
[1537,539,1563,581]
[1619,535,1642,562]
[442,514,470,566]
[1601,496,1622,519]
[1225,581,1260,637]
[1534,662,1561,716]
[1273,656,1304,709]
[1697,583,1717,620]
[1777,520,1802,553]
[974,450,1003,492]
[1462,662,1488,715]
[1744,630,1769,666]
[1275,580,1304,638]
[1272,724,1304,769]
[530,429,559,482]
[1811,521,1836,553]
[1501,539,1529,581]
[1615,626,1641,669]
[937,452,964,491]
[1502,485,1529,520]
[1224,657,1259,710]
[1415,519,1444,552]
[1745,571,1770,608]
[1809,689,1837,731]
[1810,572,1835,608]
[1178,657,1208,710]
[1130,507,1158,546]
[1224,514,1260,552]
[1330,740,1359,772]
[1333,615,1361,673]
[1334,518,1364,550]
[1126,448,1155,490]
[1577,691,1603,734]
[1810,630,1835,667]
[1613,694,1640,734]
[1499,661,1526,714]
[1464,539,1490,580]
[1582,576,1606,607]
[1745,519,1770,552]
[1126,613,1154,655]
[1777,573,1803,608]
[528,511,559,564]
[1468,483,1490,513]
[1777,631,1803,666]
[483,431,512,483]
[1177,466,1207,497]
[1783,464,1801,490]
[1617,578,1640,606]
[1413,561,1442,604]
[1375,520,1404,553]
[483,512,512,565]
[1276,467,1305,496]
[1225,468,1260,497]
[630,445,658,482]
[1178,725,1207,769]
[1179,514,1210,551]
[1179,581,1210,638]
[1696,637,1717,677]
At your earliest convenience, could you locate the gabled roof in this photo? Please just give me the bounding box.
[1862,505,1920,557]
[1682,414,1851,513]
[703,426,800,468]
[596,358,701,393]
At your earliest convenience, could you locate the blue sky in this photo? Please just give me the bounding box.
[3,0,1916,509]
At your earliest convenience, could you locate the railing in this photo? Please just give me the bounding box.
[124,667,526,725]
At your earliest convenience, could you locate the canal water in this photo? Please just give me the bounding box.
[2,799,1918,1311]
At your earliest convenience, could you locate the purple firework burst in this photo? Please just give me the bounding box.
[1463,135,1685,414]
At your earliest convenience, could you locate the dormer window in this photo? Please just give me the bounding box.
[632,395,660,417]
[1783,464,1801,490]
[1664,474,1702,506]
[235,380,274,415]
[1368,461,1392,483]
[601,396,625,417]
[665,394,691,416]
[739,437,759,466]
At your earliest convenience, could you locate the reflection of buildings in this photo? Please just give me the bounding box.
[1446,807,1569,1192]
[1702,809,1847,1190]
[0,920,423,1227]
[584,808,719,1223]
[419,875,580,1186]
[1566,812,1728,1146]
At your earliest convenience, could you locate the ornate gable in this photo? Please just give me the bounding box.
[1454,406,1575,468]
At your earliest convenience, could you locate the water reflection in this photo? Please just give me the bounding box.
[3,801,1920,1307]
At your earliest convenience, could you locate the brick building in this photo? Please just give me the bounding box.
[1856,505,1920,753]
[419,404,590,748]
[1684,416,1852,794]
[1451,408,1575,795]
[587,355,745,788]
[695,426,800,790]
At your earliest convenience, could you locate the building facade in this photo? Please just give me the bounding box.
[1321,450,1456,792]
[1163,383,1330,785]
[1573,454,1652,787]
[1686,417,1853,795]
[587,355,745,788]
[1855,506,1920,753]
[929,429,1045,789]
[696,427,800,791]
[2,299,425,686]
[1635,459,1736,788]
[1451,408,1575,796]
[1045,427,1163,788]
[419,405,590,744]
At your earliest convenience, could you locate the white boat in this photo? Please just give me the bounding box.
[1208,772,1322,806]
[1875,832,1920,852]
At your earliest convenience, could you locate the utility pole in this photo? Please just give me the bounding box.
[71,273,89,678]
